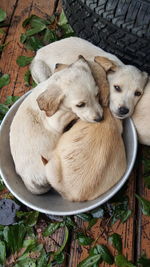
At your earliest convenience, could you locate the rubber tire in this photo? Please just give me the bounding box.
[62,0,150,73]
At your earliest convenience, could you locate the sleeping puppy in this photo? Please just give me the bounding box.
[30,37,148,119]
[10,56,103,194]
[132,78,150,145]
[43,58,126,202]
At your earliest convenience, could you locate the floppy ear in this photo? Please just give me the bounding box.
[37,85,64,116]
[54,63,68,72]
[94,56,117,72]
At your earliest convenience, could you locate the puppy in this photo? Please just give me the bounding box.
[43,58,126,202]
[30,37,148,119]
[132,78,150,145]
[10,57,102,194]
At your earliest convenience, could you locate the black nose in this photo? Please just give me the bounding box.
[119,106,129,115]
[94,116,103,122]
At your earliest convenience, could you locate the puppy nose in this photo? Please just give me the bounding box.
[119,106,129,115]
[94,116,103,122]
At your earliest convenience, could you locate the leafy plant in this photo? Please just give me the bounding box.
[136,194,150,216]
[108,233,122,254]
[0,8,6,23]
[0,95,19,123]
[20,11,74,52]
[16,56,34,67]
[0,73,10,88]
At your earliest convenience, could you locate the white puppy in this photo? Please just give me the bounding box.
[10,57,103,194]
[30,37,148,119]
[132,78,150,145]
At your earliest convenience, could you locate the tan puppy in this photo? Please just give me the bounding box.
[30,37,148,119]
[132,78,150,145]
[10,57,103,194]
[43,58,126,202]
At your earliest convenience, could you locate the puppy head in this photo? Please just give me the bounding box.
[108,65,148,119]
[37,84,64,117]
[47,56,103,123]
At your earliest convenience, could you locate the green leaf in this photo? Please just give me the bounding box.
[25,24,46,37]
[0,241,6,265]
[24,70,31,86]
[115,255,136,267]
[0,74,10,88]
[144,175,150,189]
[91,207,104,218]
[22,15,51,28]
[0,175,5,191]
[64,216,76,228]
[4,95,19,106]
[54,226,69,255]
[3,224,27,253]
[87,218,97,229]
[15,258,36,267]
[107,196,132,224]
[0,29,5,34]
[58,10,68,26]
[43,222,63,237]
[78,255,101,267]
[108,233,122,254]
[37,250,48,267]
[136,194,150,216]
[0,8,6,23]
[43,28,57,44]
[24,36,44,51]
[16,211,39,226]
[76,232,93,246]
[138,254,150,267]
[0,104,9,122]
[91,244,114,264]
[0,43,7,52]
[53,252,65,264]
[20,33,27,43]
[77,213,93,221]
[143,158,150,174]
[16,56,33,67]
[61,24,74,37]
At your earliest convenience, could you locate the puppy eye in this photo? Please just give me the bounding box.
[135,91,142,97]
[76,102,86,108]
[96,93,100,98]
[114,85,122,92]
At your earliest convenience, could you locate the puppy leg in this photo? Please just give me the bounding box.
[45,153,65,196]
[30,59,52,83]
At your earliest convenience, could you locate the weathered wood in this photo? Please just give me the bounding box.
[0,0,18,44]
[68,172,137,266]
[136,146,150,259]
[0,0,56,102]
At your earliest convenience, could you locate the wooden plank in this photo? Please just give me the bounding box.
[0,0,18,44]
[68,172,136,266]
[136,146,150,259]
[0,0,56,102]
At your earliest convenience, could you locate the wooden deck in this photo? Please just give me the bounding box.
[0,0,150,266]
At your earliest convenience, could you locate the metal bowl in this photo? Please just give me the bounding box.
[0,92,137,215]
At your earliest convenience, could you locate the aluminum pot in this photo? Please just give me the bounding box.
[0,92,137,215]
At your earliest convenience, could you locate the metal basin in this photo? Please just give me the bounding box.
[0,92,137,215]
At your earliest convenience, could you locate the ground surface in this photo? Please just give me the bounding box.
[0,0,150,266]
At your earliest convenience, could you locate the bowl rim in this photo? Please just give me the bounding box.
[0,93,138,215]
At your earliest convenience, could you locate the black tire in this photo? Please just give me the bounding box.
[62,0,150,73]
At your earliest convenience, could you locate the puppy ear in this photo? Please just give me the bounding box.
[37,85,64,116]
[54,63,68,72]
[94,56,117,72]
[143,71,149,87]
